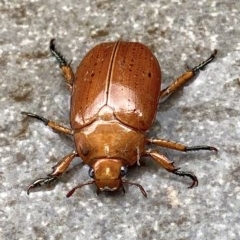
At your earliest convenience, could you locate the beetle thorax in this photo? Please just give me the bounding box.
[74,119,145,167]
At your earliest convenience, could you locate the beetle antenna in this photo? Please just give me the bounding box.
[66,180,95,198]
[122,180,147,197]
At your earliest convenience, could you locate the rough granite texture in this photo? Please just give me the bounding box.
[0,0,240,239]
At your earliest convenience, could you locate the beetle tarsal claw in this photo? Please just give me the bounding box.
[122,180,147,197]
[21,111,49,125]
[173,170,198,188]
[27,176,57,195]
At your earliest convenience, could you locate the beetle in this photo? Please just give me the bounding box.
[22,40,217,197]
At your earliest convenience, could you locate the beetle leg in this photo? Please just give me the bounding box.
[145,150,198,188]
[27,151,78,195]
[21,111,73,135]
[147,138,217,152]
[27,177,57,195]
[160,49,217,100]
[50,151,78,176]
[121,184,126,194]
[50,39,75,91]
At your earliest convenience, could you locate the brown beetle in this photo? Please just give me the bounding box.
[22,40,217,197]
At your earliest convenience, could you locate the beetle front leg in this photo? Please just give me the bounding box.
[21,111,73,135]
[160,49,217,100]
[27,151,78,195]
[147,138,217,152]
[145,150,198,188]
[50,39,75,91]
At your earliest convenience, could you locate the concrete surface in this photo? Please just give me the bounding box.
[0,0,240,239]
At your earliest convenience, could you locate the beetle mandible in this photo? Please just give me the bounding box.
[22,40,217,197]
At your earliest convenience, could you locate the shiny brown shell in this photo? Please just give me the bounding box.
[70,41,161,131]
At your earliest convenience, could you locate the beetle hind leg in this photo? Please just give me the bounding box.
[50,39,75,91]
[145,149,198,188]
[160,49,217,100]
[27,151,78,195]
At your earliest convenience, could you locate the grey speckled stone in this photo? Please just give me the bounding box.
[0,0,240,239]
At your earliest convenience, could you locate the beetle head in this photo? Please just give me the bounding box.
[90,159,126,192]
[66,159,147,198]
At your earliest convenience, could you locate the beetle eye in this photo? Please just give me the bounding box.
[88,167,95,178]
[120,166,128,177]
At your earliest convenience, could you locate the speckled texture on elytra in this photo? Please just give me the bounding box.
[0,0,240,239]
